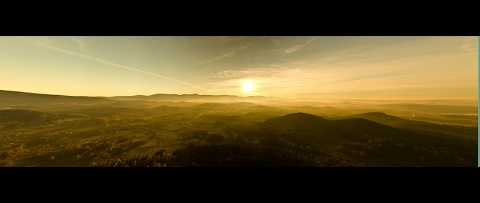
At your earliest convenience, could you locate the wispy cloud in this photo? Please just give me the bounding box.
[205,45,477,98]
[69,37,89,54]
[200,42,255,64]
[269,37,280,46]
[12,36,474,100]
[206,65,340,96]
[284,37,318,54]
[461,37,477,53]
[210,67,279,79]
[36,38,206,91]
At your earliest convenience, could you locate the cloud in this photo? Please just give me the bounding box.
[200,42,255,64]
[21,36,475,99]
[269,37,280,46]
[210,67,278,79]
[461,37,477,53]
[36,38,206,91]
[205,47,477,98]
[284,37,318,54]
[69,37,89,54]
[206,64,337,96]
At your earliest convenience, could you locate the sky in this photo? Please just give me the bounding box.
[0,36,477,100]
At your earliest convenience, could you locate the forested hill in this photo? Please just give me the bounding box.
[348,112,477,139]
[0,90,110,105]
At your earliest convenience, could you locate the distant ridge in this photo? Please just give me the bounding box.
[350,112,477,139]
[0,89,265,102]
[0,89,110,106]
[0,89,271,111]
[264,112,329,128]
[0,89,109,99]
[110,93,267,102]
[265,112,395,132]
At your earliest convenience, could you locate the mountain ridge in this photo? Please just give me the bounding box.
[341,112,478,139]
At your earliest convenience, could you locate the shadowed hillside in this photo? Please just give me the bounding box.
[348,112,477,139]
[0,90,110,105]
[260,113,476,166]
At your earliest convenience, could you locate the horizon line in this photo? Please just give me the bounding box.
[0,89,477,102]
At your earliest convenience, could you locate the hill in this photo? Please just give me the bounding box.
[349,112,477,139]
[258,112,476,166]
[0,90,110,105]
[110,94,266,103]
[264,112,329,129]
[0,90,112,112]
[263,112,418,143]
[380,103,477,114]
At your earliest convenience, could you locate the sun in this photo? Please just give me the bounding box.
[242,80,254,92]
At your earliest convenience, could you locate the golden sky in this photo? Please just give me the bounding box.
[0,36,477,100]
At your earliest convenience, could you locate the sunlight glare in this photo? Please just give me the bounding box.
[242,80,254,92]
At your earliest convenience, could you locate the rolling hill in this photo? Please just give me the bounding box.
[260,113,476,166]
[380,103,477,114]
[110,93,267,103]
[0,90,113,112]
[348,112,477,139]
[0,90,476,167]
[0,90,110,105]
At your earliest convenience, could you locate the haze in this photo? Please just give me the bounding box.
[0,36,478,167]
[0,36,477,101]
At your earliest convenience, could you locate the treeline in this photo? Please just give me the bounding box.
[170,142,363,167]
[93,142,362,167]
[91,150,172,167]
